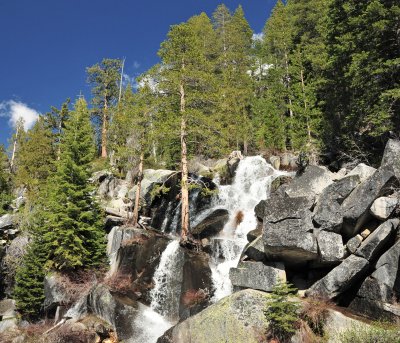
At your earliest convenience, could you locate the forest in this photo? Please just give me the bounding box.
[0,0,399,322]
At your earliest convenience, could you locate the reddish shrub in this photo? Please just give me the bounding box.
[182,288,209,308]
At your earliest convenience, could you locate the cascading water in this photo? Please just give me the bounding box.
[131,239,183,343]
[149,239,184,319]
[209,156,290,301]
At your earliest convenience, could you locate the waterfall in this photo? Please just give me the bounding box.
[209,156,289,302]
[149,239,184,319]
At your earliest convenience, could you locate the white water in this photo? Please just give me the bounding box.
[210,156,289,301]
[150,240,183,319]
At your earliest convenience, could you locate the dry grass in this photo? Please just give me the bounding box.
[300,298,332,338]
[103,272,133,296]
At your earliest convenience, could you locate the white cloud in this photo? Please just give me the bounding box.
[133,61,141,69]
[252,32,264,41]
[0,100,39,130]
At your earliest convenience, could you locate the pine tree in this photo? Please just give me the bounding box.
[87,58,123,158]
[14,116,56,193]
[13,238,47,319]
[0,145,11,215]
[157,14,219,239]
[42,98,105,271]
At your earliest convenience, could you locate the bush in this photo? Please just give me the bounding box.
[338,323,400,343]
[300,298,331,338]
[264,281,300,342]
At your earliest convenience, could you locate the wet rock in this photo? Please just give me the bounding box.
[104,216,125,231]
[285,165,333,199]
[349,296,400,322]
[227,151,243,176]
[179,250,213,320]
[87,284,138,341]
[230,261,286,292]
[346,235,363,254]
[313,175,360,232]
[270,175,293,194]
[341,167,398,237]
[191,209,229,239]
[307,255,370,300]
[370,196,398,220]
[354,219,398,261]
[381,139,400,179]
[315,230,345,263]
[263,196,317,265]
[347,163,376,182]
[157,289,270,343]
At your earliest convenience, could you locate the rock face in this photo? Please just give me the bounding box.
[230,261,285,292]
[44,274,69,311]
[0,214,14,231]
[341,167,398,237]
[313,175,360,232]
[350,239,400,320]
[370,196,398,220]
[263,196,318,264]
[347,163,376,182]
[242,236,265,262]
[157,289,270,343]
[315,230,345,263]
[191,209,229,239]
[285,166,333,199]
[307,255,370,300]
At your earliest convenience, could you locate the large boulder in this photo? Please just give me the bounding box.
[370,196,398,221]
[242,236,265,262]
[157,289,270,343]
[179,250,213,320]
[263,196,318,265]
[191,209,229,239]
[44,273,69,311]
[87,284,139,341]
[341,167,398,237]
[347,163,376,182]
[349,239,400,320]
[285,166,333,199]
[354,219,399,261]
[307,255,370,300]
[315,230,345,263]
[381,139,400,179]
[0,214,14,231]
[313,175,360,232]
[229,261,286,292]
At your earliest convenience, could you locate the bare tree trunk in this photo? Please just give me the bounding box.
[180,80,189,240]
[132,152,144,227]
[101,98,108,158]
[10,125,19,172]
[284,49,294,120]
[300,68,312,143]
[118,58,125,103]
[57,121,62,161]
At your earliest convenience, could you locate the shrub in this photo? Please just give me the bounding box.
[338,323,400,343]
[264,281,300,343]
[300,298,331,338]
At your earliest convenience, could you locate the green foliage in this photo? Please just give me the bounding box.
[150,184,171,201]
[14,116,56,193]
[13,238,47,319]
[264,281,300,342]
[41,98,106,271]
[338,323,400,343]
[0,145,11,215]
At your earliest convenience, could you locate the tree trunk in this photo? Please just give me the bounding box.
[57,121,62,161]
[180,81,190,240]
[10,125,19,172]
[101,98,108,158]
[300,68,312,143]
[132,152,144,226]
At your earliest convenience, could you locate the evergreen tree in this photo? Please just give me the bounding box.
[157,14,219,238]
[14,116,56,193]
[13,238,47,319]
[0,145,11,215]
[87,58,123,158]
[42,98,105,270]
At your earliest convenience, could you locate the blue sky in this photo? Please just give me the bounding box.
[0,0,277,147]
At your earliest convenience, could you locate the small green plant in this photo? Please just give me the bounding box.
[264,281,300,342]
[150,184,171,200]
[338,322,400,343]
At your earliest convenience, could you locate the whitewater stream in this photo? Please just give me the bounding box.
[132,156,288,342]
